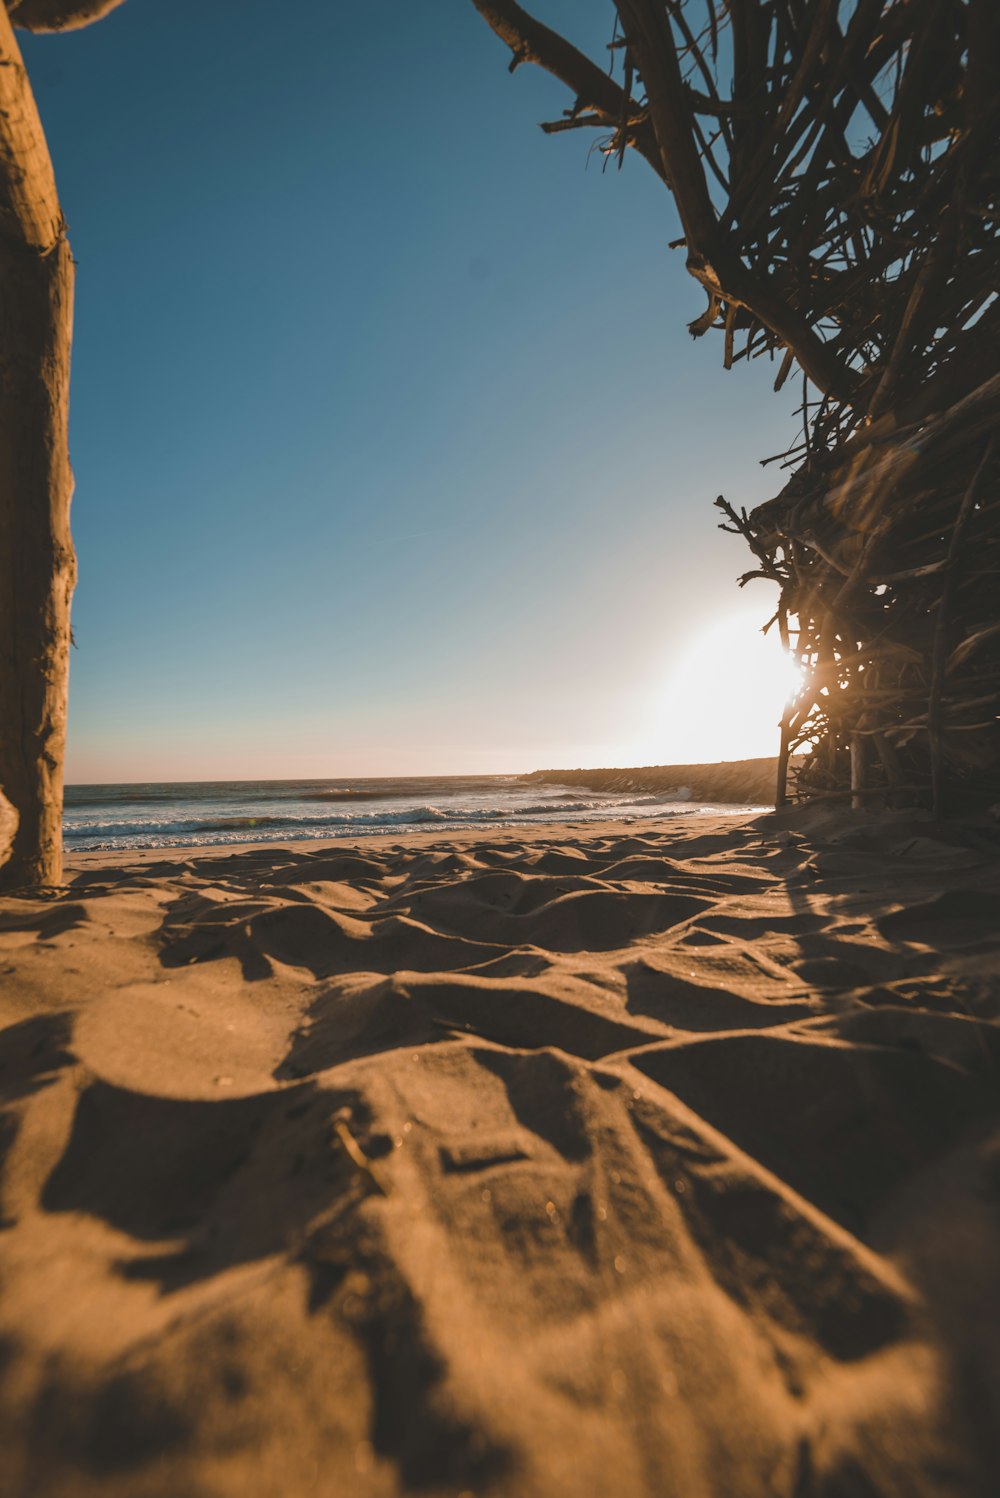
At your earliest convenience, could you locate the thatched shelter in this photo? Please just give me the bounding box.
[472,0,1000,813]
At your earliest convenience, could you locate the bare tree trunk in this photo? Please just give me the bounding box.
[0,6,75,889]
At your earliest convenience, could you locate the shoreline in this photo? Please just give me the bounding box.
[59,761,782,861]
[62,808,751,872]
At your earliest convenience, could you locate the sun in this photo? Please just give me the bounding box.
[649,608,802,765]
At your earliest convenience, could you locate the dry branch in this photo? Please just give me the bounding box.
[471,0,1000,812]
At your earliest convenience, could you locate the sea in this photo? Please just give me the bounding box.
[62,776,736,855]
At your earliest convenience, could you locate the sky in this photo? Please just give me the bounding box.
[21,0,800,783]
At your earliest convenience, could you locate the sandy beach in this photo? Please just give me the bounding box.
[1,807,998,1496]
[0,0,995,1492]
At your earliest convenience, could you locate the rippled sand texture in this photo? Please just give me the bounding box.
[1,811,998,1497]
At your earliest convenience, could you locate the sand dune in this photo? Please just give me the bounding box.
[0,809,998,1495]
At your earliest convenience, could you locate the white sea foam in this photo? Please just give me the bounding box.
[61,775,733,853]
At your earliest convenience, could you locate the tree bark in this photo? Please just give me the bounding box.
[7,0,126,33]
[0,4,75,888]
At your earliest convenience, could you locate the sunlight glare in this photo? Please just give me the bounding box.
[650,608,802,764]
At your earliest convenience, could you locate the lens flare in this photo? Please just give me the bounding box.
[650,609,803,764]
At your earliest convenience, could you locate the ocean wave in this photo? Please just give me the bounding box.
[300,788,424,803]
[191,816,285,833]
[63,801,611,842]
[61,777,712,854]
[64,803,465,844]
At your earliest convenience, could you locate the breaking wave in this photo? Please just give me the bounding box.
[62,777,719,853]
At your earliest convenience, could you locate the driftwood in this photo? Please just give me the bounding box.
[0,0,124,888]
[6,0,124,29]
[471,1,1000,813]
[0,786,16,867]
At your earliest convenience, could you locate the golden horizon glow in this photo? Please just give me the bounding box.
[645,608,802,766]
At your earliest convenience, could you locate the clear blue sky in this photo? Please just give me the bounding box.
[22,1,797,783]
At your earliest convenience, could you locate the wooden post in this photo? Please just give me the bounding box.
[0,7,76,888]
[850,733,865,812]
[873,731,904,810]
[927,436,995,819]
[775,708,791,807]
